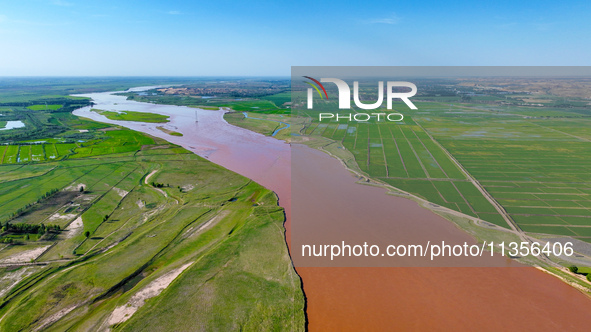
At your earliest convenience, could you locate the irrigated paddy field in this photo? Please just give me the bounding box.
[293,97,591,244]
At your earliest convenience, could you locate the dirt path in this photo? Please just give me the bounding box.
[144,170,167,198]
[106,263,193,327]
[0,246,51,264]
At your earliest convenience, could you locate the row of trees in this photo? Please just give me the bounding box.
[150,182,169,188]
[5,188,59,222]
[568,265,591,282]
[2,222,60,235]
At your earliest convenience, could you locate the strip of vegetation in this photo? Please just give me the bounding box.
[92,109,170,123]
[156,126,183,136]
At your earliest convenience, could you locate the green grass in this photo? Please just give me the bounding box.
[0,109,304,331]
[27,104,62,111]
[190,105,219,110]
[224,112,282,136]
[92,109,170,123]
[156,126,183,136]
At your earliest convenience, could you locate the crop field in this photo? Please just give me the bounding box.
[0,109,304,330]
[224,112,283,135]
[292,92,591,241]
[27,104,62,111]
[0,129,156,164]
[418,110,591,241]
[298,111,507,226]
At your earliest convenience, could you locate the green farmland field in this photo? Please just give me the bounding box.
[297,111,508,227]
[0,112,304,330]
[289,95,591,242]
[27,104,63,111]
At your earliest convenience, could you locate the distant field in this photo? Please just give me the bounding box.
[0,129,154,164]
[220,100,280,112]
[420,111,591,240]
[27,104,62,111]
[261,91,291,107]
[224,112,282,136]
[0,77,195,102]
[92,109,170,123]
[190,105,219,110]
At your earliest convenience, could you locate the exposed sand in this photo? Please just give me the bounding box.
[64,183,86,191]
[0,267,33,298]
[144,170,158,185]
[113,187,129,198]
[107,263,192,326]
[183,211,229,240]
[48,213,77,223]
[33,306,77,332]
[64,217,83,239]
[181,184,195,192]
[0,246,51,264]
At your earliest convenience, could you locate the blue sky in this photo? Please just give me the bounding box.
[0,0,590,76]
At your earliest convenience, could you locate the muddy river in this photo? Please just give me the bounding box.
[75,88,591,331]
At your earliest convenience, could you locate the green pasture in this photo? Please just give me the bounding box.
[92,109,170,123]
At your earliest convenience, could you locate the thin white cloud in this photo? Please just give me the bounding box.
[168,10,181,15]
[365,14,400,25]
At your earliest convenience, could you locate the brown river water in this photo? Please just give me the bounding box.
[74,88,591,331]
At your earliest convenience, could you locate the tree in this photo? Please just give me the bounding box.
[79,186,85,192]
[84,230,90,238]
[569,265,578,274]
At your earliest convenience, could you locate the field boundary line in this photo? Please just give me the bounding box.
[397,125,429,178]
[376,125,389,177]
[386,126,409,177]
[529,122,590,142]
[0,146,6,164]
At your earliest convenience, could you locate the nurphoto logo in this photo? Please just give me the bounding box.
[304,76,418,122]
